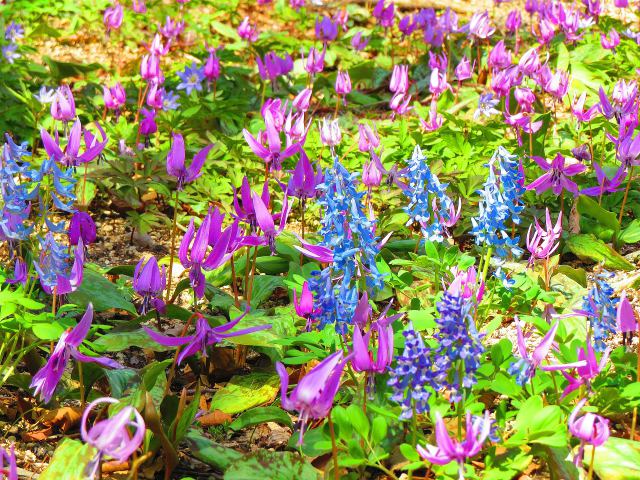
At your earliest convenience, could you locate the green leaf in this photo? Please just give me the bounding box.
[44,56,102,81]
[229,406,293,431]
[371,416,387,444]
[210,372,280,415]
[185,428,243,471]
[582,437,640,480]
[618,219,640,245]
[564,234,634,271]
[346,404,370,439]
[540,446,579,480]
[577,196,620,236]
[68,268,137,313]
[94,328,174,352]
[39,439,97,480]
[223,450,320,480]
[250,275,285,308]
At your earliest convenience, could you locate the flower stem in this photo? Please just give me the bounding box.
[619,166,634,224]
[78,362,85,409]
[480,246,493,287]
[328,410,339,480]
[165,189,180,303]
[230,255,240,308]
[587,446,596,480]
[631,407,637,440]
[165,313,198,396]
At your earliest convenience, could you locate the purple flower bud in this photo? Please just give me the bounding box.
[293,281,313,318]
[514,86,535,112]
[51,85,76,122]
[303,46,326,75]
[505,9,521,33]
[237,16,259,42]
[358,123,380,153]
[335,70,352,96]
[315,16,338,42]
[204,50,221,82]
[389,91,412,117]
[293,88,312,112]
[351,31,369,51]
[132,0,146,13]
[6,258,28,287]
[373,0,395,29]
[103,82,126,111]
[614,0,628,6]
[133,256,166,313]
[69,211,97,246]
[390,64,409,93]
[139,108,157,138]
[455,56,472,82]
[362,160,382,187]
[104,3,124,33]
[140,54,161,80]
[488,40,512,70]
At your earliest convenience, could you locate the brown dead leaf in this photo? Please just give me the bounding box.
[102,460,130,473]
[40,406,83,432]
[21,426,53,442]
[198,410,232,426]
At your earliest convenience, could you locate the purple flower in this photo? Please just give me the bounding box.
[30,304,123,403]
[81,397,145,478]
[572,144,592,162]
[145,311,268,364]
[581,163,626,196]
[41,120,107,167]
[617,292,637,334]
[514,87,535,112]
[133,256,166,314]
[132,0,146,13]
[204,48,221,83]
[139,108,157,139]
[104,3,124,33]
[319,118,342,153]
[467,11,495,39]
[505,9,521,33]
[166,133,213,190]
[429,68,450,97]
[287,150,320,200]
[373,0,395,29]
[243,112,298,172]
[518,48,541,77]
[351,31,369,51]
[256,52,293,82]
[69,211,97,246]
[148,33,169,56]
[488,40,512,70]
[616,128,640,169]
[568,399,610,466]
[103,82,126,111]
[389,92,412,117]
[526,209,562,264]
[0,445,17,480]
[335,70,352,97]
[276,350,348,442]
[455,56,472,82]
[544,70,570,100]
[419,100,444,132]
[417,411,492,479]
[140,54,161,80]
[362,159,383,187]
[303,47,326,75]
[50,85,76,122]
[474,93,500,119]
[390,64,409,94]
[294,238,334,263]
[6,258,27,286]
[315,16,338,42]
[560,340,609,398]
[159,16,184,39]
[293,281,314,319]
[351,317,394,374]
[242,191,290,254]
[293,88,312,112]
[571,92,598,123]
[176,62,205,95]
[601,28,620,51]
[526,153,586,195]
[358,123,380,153]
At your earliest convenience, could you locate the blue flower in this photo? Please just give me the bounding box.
[579,271,618,352]
[474,93,500,120]
[176,62,205,96]
[162,90,181,111]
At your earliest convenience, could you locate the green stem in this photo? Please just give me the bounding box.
[328,411,339,480]
[480,246,493,287]
[619,166,634,224]
[165,189,180,303]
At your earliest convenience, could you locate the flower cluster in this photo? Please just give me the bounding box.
[578,271,619,352]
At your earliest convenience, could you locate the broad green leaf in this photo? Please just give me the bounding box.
[44,56,102,81]
[250,275,285,308]
[39,439,97,480]
[210,372,279,414]
[69,268,137,313]
[185,428,243,471]
[618,219,640,245]
[223,450,320,480]
[564,234,634,271]
[94,328,174,352]
[582,437,640,480]
[577,196,620,236]
[229,406,293,431]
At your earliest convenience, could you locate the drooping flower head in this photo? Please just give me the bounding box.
[166,133,213,190]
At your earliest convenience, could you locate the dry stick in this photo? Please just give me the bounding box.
[165,190,180,303]
[619,166,634,224]
[328,410,340,480]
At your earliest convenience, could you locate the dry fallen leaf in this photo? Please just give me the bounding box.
[21,426,53,442]
[198,409,233,426]
[40,406,83,432]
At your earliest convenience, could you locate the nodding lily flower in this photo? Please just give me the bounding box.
[30,304,123,403]
[399,15,417,37]
[514,87,535,112]
[518,48,541,77]
[335,70,352,98]
[617,292,637,345]
[319,118,342,154]
[351,311,398,376]
[351,31,369,51]
[103,83,126,111]
[243,111,299,172]
[256,52,293,82]
[237,16,259,43]
[505,9,521,33]
[140,54,161,80]
[568,399,610,466]
[204,47,221,84]
[362,159,383,188]
[69,211,97,247]
[438,197,462,232]
[467,11,495,39]
[303,46,326,75]
[293,281,314,329]
[601,28,620,51]
[429,68,450,97]
[0,445,17,480]
[417,411,492,479]
[132,0,146,13]
[179,212,234,298]
[166,133,213,190]
[560,340,609,398]
[544,70,570,100]
[526,209,562,264]
[294,237,334,263]
[420,100,444,132]
[139,107,157,142]
[507,318,586,386]
[390,92,412,118]
[293,88,312,112]
[158,15,184,39]
[488,40,512,70]
[572,144,592,162]
[148,33,169,56]
[315,16,338,42]
[242,191,291,254]
[51,85,76,122]
[133,256,166,314]
[615,129,640,169]
[372,0,395,28]
[145,310,269,364]
[277,350,348,443]
[81,397,145,480]
[571,92,599,123]
[447,266,484,303]
[233,178,272,231]
[455,56,473,82]
[390,64,409,94]
[581,163,626,196]
[41,120,107,168]
[358,123,380,153]
[6,258,27,287]
[526,153,586,196]
[103,3,124,33]
[287,150,321,201]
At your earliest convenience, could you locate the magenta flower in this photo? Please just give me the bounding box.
[319,118,342,153]
[518,48,541,77]
[568,399,610,466]
[429,68,450,97]
[30,304,123,403]
[467,11,495,39]
[601,28,620,51]
[617,292,637,335]
[372,0,395,28]
[140,54,161,80]
[204,48,221,84]
[166,133,213,190]
[103,82,126,111]
[256,52,293,82]
[287,150,320,201]
[138,108,157,140]
[560,340,609,398]
[455,57,472,82]
[527,153,586,195]
[81,397,145,479]
[389,92,412,118]
[447,266,484,303]
[488,40,512,70]
[294,237,334,263]
[0,445,17,480]
[303,47,326,75]
[581,163,626,196]
[158,16,184,39]
[335,70,352,97]
[358,123,380,153]
[145,311,269,364]
[293,88,312,112]
[243,111,299,172]
[351,31,369,51]
[103,3,124,33]
[133,256,166,314]
[419,100,444,132]
[242,191,290,254]
[50,85,76,122]
[544,70,570,100]
[505,9,521,33]
[571,92,599,123]
[362,159,383,188]
[351,317,394,375]
[390,64,409,94]
[417,411,491,479]
[6,258,27,287]
[69,211,97,247]
[276,350,348,442]
[315,16,338,42]
[526,209,562,264]
[41,120,107,168]
[132,0,146,13]
[293,281,314,321]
